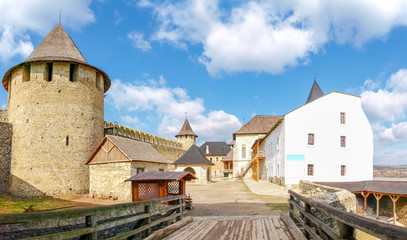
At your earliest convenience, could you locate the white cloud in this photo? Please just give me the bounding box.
[121,115,147,129]
[106,78,241,142]
[114,9,125,25]
[0,0,95,63]
[361,69,407,164]
[139,0,407,76]
[128,31,152,51]
[361,69,407,123]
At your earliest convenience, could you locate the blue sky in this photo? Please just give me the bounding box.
[1,0,407,165]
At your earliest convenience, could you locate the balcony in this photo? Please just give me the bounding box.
[256,151,265,159]
[223,168,233,173]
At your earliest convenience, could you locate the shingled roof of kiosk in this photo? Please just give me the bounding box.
[125,171,197,182]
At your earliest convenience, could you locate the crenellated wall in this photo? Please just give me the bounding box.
[104,121,185,162]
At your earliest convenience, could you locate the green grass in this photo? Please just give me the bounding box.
[0,194,72,214]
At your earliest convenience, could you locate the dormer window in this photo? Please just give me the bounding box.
[206,145,209,154]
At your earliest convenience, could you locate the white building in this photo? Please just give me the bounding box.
[232,115,283,178]
[256,81,373,186]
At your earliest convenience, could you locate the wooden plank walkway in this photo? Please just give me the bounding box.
[163,216,303,240]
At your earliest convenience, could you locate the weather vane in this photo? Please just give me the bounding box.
[314,72,319,81]
[59,10,61,24]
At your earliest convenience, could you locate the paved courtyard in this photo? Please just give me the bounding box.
[185,180,289,216]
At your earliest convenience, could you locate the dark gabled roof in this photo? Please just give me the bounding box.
[234,115,283,135]
[86,135,170,165]
[199,142,230,156]
[175,118,197,137]
[172,145,214,165]
[306,80,324,103]
[2,23,111,93]
[125,171,197,182]
[222,149,233,162]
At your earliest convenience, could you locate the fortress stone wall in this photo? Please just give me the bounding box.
[0,110,8,122]
[0,122,12,194]
[7,62,105,196]
[104,121,185,162]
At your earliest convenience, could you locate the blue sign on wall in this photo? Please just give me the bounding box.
[286,154,305,161]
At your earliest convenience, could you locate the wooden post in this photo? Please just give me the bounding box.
[360,191,370,211]
[176,196,182,222]
[289,194,295,221]
[389,195,400,225]
[85,215,97,240]
[304,203,311,239]
[144,204,152,236]
[373,193,383,219]
[337,221,354,239]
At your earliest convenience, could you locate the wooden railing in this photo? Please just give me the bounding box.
[0,195,185,240]
[288,190,407,240]
[257,151,265,158]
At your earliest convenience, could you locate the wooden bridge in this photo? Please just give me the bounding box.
[2,191,407,239]
[159,216,304,240]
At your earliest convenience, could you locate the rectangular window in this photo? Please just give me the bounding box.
[341,165,346,176]
[96,72,102,90]
[308,133,315,145]
[159,169,164,172]
[242,145,246,159]
[340,112,346,124]
[137,168,145,174]
[307,164,314,176]
[70,64,78,82]
[66,136,69,146]
[46,63,53,82]
[22,64,31,82]
[341,136,346,147]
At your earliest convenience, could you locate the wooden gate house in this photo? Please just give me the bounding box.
[125,171,197,202]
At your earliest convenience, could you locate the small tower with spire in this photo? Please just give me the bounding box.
[176,117,197,150]
[306,76,324,104]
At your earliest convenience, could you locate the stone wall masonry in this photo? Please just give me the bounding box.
[174,164,210,183]
[299,180,357,235]
[300,180,356,213]
[0,110,8,122]
[89,161,169,201]
[0,122,12,194]
[7,62,105,197]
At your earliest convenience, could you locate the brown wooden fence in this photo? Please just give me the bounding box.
[0,195,185,240]
[288,190,407,240]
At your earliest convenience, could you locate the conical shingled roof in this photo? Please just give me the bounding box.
[172,145,214,165]
[2,23,111,93]
[27,23,86,63]
[306,80,324,104]
[175,118,197,137]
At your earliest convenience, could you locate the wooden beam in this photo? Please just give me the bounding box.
[373,193,383,220]
[389,195,401,225]
[360,191,371,211]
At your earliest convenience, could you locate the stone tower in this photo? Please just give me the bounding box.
[1,23,110,196]
[176,118,197,150]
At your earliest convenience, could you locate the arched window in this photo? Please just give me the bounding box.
[242,144,246,159]
[184,167,196,175]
